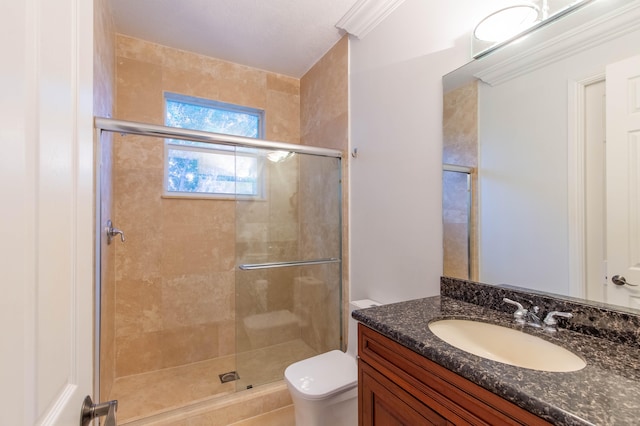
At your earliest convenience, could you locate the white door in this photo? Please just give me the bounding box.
[0,0,96,424]
[606,54,640,309]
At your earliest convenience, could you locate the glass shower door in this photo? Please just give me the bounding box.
[234,149,342,390]
[443,167,474,280]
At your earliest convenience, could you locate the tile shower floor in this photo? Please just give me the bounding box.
[110,339,317,423]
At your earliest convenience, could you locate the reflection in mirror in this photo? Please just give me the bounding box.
[442,0,640,312]
[472,0,593,58]
[443,165,474,280]
[443,82,478,282]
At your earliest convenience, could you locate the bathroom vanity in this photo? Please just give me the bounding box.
[354,278,640,425]
[358,324,550,425]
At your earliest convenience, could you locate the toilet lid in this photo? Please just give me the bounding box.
[284,350,357,400]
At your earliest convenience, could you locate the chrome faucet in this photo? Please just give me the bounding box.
[543,311,573,332]
[502,298,527,324]
[525,305,543,328]
[503,298,542,328]
[503,298,572,331]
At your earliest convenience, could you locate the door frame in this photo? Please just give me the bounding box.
[567,72,606,300]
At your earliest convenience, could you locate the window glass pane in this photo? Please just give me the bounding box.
[163,94,264,198]
[166,99,260,138]
[167,147,259,196]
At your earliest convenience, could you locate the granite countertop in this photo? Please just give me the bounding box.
[353,296,640,426]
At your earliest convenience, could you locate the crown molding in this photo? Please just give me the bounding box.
[474,0,640,86]
[335,0,406,40]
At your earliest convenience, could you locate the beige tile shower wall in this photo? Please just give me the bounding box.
[94,0,116,400]
[443,81,478,167]
[94,0,114,119]
[300,36,349,152]
[115,35,300,143]
[113,35,302,377]
[442,81,478,280]
[300,36,349,352]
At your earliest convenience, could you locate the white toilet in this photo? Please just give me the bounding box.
[284,299,381,426]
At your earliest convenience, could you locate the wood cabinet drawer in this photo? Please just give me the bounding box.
[360,360,453,426]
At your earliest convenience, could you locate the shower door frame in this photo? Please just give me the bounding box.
[95,117,342,157]
[94,116,343,403]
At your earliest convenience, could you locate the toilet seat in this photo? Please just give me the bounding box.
[284,350,357,400]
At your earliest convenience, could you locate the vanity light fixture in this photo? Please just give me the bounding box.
[471,0,590,58]
[473,3,541,43]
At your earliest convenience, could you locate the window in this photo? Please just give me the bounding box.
[164,93,265,198]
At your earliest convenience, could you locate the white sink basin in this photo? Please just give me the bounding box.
[428,319,586,372]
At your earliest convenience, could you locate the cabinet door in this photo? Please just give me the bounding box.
[360,360,452,426]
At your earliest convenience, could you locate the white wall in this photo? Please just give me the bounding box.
[478,28,640,295]
[349,0,501,303]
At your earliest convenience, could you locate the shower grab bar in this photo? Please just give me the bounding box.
[443,163,474,173]
[239,258,341,270]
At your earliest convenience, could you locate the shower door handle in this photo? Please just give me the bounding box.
[239,257,341,270]
[106,220,125,244]
[80,395,118,426]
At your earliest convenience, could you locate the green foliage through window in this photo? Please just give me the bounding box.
[164,94,264,198]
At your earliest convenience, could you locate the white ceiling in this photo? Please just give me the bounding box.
[110,0,361,78]
[110,0,559,78]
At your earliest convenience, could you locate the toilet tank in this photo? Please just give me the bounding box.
[347,299,381,357]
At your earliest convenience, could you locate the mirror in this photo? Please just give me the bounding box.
[471,0,593,59]
[442,0,640,312]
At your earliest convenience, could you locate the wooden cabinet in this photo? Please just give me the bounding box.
[358,324,552,426]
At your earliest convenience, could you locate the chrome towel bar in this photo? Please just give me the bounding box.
[239,258,341,270]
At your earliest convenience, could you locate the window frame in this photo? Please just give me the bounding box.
[162,92,266,200]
